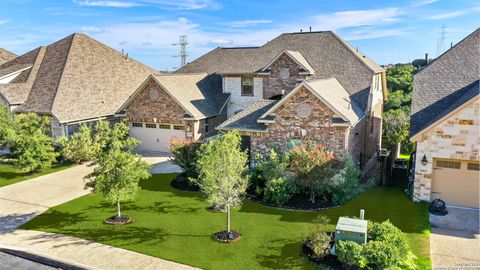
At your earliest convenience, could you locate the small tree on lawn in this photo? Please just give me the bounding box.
[93,120,138,156]
[58,124,96,164]
[13,113,57,173]
[196,130,249,239]
[85,139,151,223]
[289,139,335,203]
[170,137,200,179]
[0,104,15,148]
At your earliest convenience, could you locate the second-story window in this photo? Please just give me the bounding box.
[241,75,254,96]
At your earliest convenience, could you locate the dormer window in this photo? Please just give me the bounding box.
[241,75,254,96]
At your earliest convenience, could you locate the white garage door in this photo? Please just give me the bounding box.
[432,159,480,208]
[129,122,186,152]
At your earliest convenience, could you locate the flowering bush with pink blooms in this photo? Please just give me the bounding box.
[289,140,336,203]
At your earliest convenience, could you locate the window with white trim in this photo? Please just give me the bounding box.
[145,123,157,128]
[436,160,461,169]
[467,163,480,171]
[132,122,143,127]
[158,124,171,129]
[173,125,185,130]
[241,75,254,96]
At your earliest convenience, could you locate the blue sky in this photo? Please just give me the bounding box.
[0,0,479,70]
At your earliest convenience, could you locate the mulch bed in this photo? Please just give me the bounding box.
[213,230,241,243]
[105,215,132,225]
[170,174,200,192]
[246,193,337,211]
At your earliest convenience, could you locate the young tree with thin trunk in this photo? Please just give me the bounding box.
[85,121,151,222]
[196,130,249,238]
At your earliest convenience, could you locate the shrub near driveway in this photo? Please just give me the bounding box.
[22,174,431,270]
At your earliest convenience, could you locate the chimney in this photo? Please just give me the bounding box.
[309,26,312,32]
[425,53,428,64]
[300,29,303,32]
[121,48,124,54]
[126,53,129,61]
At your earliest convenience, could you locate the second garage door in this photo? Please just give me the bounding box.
[432,159,480,208]
[128,122,186,152]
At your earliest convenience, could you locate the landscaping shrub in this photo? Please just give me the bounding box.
[336,220,416,269]
[289,140,335,203]
[251,148,295,205]
[58,124,97,164]
[331,156,372,205]
[263,174,296,205]
[170,138,200,180]
[304,230,331,260]
[336,241,367,268]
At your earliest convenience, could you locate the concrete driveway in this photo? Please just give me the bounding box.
[0,164,93,233]
[430,207,480,268]
[135,151,182,174]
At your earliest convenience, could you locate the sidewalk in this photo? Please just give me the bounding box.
[0,230,198,270]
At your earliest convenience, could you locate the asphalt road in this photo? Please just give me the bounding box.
[0,252,59,270]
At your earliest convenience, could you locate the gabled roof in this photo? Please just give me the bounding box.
[176,31,383,110]
[14,33,155,123]
[216,100,277,132]
[261,78,364,125]
[0,48,17,65]
[120,73,229,120]
[0,47,46,105]
[410,28,480,138]
[260,50,315,74]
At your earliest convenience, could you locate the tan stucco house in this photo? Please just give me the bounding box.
[410,28,479,209]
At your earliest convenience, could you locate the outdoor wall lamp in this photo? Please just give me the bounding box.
[421,154,428,166]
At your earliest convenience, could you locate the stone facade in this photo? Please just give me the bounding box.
[413,99,480,201]
[262,53,309,99]
[223,75,263,117]
[251,86,348,158]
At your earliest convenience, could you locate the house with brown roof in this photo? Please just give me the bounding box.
[0,33,156,136]
[0,48,17,66]
[410,28,479,208]
[174,31,387,164]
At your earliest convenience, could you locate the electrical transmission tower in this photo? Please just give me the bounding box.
[172,35,188,68]
[436,24,447,57]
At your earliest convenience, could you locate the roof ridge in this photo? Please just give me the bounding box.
[49,34,76,113]
[218,99,275,128]
[415,28,479,77]
[155,72,207,76]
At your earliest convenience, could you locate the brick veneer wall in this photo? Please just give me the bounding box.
[262,53,308,99]
[251,86,348,158]
[413,99,479,202]
[125,78,187,126]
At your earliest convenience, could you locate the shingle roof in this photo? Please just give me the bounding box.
[0,48,17,65]
[0,47,46,105]
[410,28,480,137]
[176,31,382,110]
[149,73,228,119]
[261,78,363,125]
[261,50,315,74]
[14,33,155,123]
[217,100,277,132]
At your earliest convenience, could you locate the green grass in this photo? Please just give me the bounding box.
[22,174,430,269]
[0,161,72,188]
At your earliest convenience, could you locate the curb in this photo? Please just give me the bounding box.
[0,245,98,270]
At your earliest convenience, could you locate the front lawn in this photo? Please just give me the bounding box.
[22,174,430,269]
[0,160,71,188]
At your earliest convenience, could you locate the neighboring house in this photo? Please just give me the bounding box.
[177,31,386,164]
[0,48,17,65]
[410,28,479,208]
[118,73,228,152]
[0,33,155,136]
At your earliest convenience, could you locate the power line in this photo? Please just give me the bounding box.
[436,24,447,57]
[172,35,188,68]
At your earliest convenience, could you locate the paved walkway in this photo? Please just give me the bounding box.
[136,151,183,174]
[0,156,190,270]
[1,230,198,270]
[430,207,480,268]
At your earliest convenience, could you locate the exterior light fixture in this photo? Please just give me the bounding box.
[421,154,428,166]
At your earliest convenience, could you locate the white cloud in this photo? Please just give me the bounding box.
[75,1,142,7]
[344,28,409,40]
[426,7,480,20]
[311,8,401,31]
[0,20,8,25]
[80,26,104,33]
[412,0,439,7]
[224,19,273,27]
